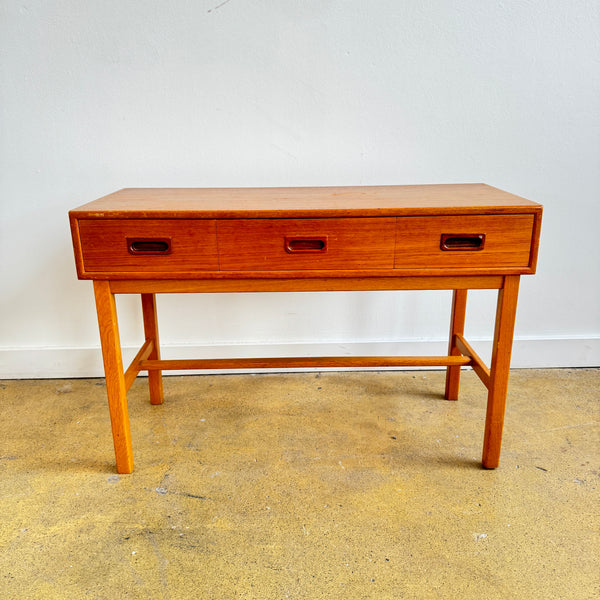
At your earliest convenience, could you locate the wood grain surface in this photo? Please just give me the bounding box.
[69,184,542,219]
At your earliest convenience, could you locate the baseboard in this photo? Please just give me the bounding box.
[1,337,598,379]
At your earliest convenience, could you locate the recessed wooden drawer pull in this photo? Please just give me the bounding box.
[285,236,328,253]
[440,233,485,251]
[127,238,172,255]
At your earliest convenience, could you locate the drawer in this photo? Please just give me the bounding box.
[394,215,535,269]
[218,218,396,271]
[77,219,218,272]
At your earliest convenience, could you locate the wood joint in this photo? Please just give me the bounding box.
[124,339,154,391]
[455,334,491,389]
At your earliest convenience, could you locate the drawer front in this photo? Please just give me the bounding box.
[394,215,535,269]
[78,219,218,272]
[218,218,396,271]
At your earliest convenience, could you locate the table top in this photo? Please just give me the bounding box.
[70,184,542,220]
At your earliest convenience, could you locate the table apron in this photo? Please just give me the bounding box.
[108,275,505,294]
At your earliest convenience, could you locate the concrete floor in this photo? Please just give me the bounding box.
[0,368,598,599]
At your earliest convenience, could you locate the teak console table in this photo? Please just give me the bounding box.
[69,184,542,474]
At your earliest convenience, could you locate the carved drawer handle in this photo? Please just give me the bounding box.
[440,233,485,251]
[285,236,328,253]
[127,238,172,255]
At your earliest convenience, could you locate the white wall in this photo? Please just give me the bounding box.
[1,0,599,377]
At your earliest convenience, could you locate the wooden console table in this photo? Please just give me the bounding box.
[69,184,542,473]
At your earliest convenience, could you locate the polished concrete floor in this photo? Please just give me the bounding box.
[0,368,598,599]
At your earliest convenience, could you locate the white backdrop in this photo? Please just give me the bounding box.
[1,1,599,377]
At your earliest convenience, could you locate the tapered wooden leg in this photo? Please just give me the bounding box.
[141,293,164,405]
[445,289,468,400]
[93,281,134,474]
[482,275,520,469]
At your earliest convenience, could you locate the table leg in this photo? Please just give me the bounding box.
[482,275,520,469]
[445,289,468,400]
[141,293,164,405]
[93,280,134,474]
